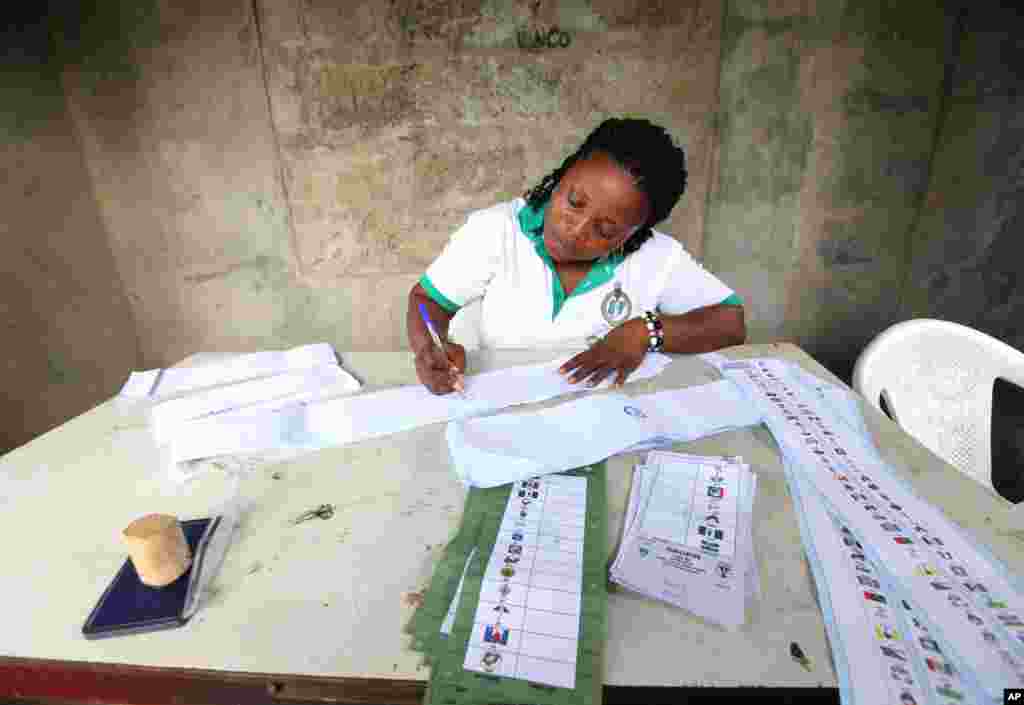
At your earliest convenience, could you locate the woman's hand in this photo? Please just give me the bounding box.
[414,341,467,395]
[559,318,648,388]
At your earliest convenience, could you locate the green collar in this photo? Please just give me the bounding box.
[517,200,624,320]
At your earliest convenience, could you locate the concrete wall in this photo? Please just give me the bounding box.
[63,0,727,365]
[0,11,140,453]
[63,2,303,367]
[903,3,1024,349]
[705,1,955,382]
[4,0,1022,449]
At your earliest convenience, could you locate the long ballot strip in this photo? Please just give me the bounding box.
[790,460,983,704]
[408,463,608,705]
[707,356,1024,704]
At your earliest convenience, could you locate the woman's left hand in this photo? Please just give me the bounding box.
[559,318,648,388]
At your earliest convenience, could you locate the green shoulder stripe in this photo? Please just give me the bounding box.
[419,274,461,314]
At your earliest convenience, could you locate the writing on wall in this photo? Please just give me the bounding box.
[516,25,571,50]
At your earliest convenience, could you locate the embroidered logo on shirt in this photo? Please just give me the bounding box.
[601,282,632,325]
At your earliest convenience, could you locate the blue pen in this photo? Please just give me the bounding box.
[418,302,466,397]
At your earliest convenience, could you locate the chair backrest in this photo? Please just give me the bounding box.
[852,319,1024,492]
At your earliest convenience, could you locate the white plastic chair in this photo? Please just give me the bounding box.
[853,318,1024,493]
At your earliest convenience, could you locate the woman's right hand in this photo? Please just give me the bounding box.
[414,341,467,395]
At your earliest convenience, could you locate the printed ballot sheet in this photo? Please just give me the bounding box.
[610,451,758,629]
[791,469,976,705]
[708,355,1024,703]
[463,474,589,689]
[408,463,607,705]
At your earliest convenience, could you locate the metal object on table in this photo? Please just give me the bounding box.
[291,504,335,525]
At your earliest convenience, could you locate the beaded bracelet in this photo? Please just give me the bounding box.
[643,310,664,352]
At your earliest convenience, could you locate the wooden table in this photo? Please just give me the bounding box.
[2,343,1021,704]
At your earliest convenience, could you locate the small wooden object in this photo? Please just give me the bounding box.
[122,513,192,587]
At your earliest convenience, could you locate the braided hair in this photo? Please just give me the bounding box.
[523,118,688,257]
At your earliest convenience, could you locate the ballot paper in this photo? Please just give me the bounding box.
[446,380,762,487]
[609,451,758,629]
[462,474,589,689]
[166,404,311,468]
[164,353,672,466]
[618,453,760,605]
[303,352,672,447]
[150,364,360,443]
[119,343,338,399]
[707,355,1024,703]
[789,466,981,705]
[408,464,607,705]
[141,346,360,470]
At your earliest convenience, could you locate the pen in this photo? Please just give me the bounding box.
[418,302,466,396]
[790,641,813,671]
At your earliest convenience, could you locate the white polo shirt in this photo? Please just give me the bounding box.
[421,198,741,349]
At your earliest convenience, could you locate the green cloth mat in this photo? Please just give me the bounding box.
[406,481,490,658]
[406,463,609,705]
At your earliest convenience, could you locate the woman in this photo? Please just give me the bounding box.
[407,118,745,394]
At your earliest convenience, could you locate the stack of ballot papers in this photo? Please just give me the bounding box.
[118,344,362,471]
[609,450,760,630]
[119,343,343,400]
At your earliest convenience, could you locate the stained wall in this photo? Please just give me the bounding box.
[4,0,1021,450]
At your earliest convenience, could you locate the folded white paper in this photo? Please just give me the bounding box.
[150,364,359,443]
[446,380,763,488]
[168,404,309,466]
[166,353,673,465]
[119,343,338,400]
[302,353,673,451]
